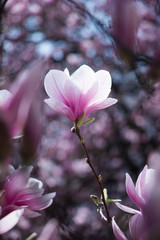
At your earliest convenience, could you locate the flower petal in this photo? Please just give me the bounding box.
[71,65,96,93]
[44,98,75,121]
[44,70,68,104]
[23,208,41,218]
[93,70,112,102]
[0,209,24,234]
[112,217,128,240]
[129,214,144,240]
[116,202,141,215]
[63,79,85,120]
[16,188,44,202]
[85,97,117,117]
[26,178,43,189]
[0,90,12,107]
[23,192,56,211]
[4,166,33,204]
[126,173,144,210]
[5,60,43,137]
[136,167,155,203]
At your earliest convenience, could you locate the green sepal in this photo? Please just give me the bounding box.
[90,194,100,205]
[101,188,108,202]
[82,118,95,125]
[106,199,121,203]
[77,112,85,128]
[0,190,5,202]
[25,233,37,240]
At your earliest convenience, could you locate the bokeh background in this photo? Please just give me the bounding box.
[1,0,160,239]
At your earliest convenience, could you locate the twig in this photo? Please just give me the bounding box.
[74,125,112,223]
[66,0,160,68]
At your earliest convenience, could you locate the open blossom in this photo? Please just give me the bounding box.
[112,165,155,240]
[0,166,56,234]
[44,65,117,122]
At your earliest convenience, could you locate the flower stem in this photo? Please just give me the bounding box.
[74,125,112,223]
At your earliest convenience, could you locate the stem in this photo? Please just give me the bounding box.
[74,125,112,223]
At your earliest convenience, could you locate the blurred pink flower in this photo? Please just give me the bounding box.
[113,165,155,240]
[0,166,56,234]
[44,65,117,122]
[0,90,12,106]
[112,217,128,240]
[4,59,43,138]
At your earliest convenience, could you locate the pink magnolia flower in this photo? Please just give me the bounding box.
[112,165,155,240]
[0,166,56,234]
[44,65,117,122]
[4,59,43,138]
[0,60,43,161]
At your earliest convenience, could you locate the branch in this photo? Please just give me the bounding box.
[74,125,112,223]
[65,0,160,68]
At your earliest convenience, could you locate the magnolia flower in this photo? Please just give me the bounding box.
[0,60,43,161]
[4,59,43,137]
[112,165,155,240]
[0,166,56,234]
[44,65,117,122]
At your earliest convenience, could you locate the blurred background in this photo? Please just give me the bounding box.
[1,0,160,239]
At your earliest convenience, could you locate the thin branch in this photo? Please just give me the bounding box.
[74,125,112,223]
[66,0,160,68]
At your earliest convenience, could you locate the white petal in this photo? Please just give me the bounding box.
[64,68,70,76]
[93,70,112,102]
[0,89,12,106]
[26,178,43,189]
[86,97,117,117]
[0,209,24,234]
[116,202,141,215]
[44,98,75,121]
[112,217,128,240]
[71,65,96,93]
[44,70,69,103]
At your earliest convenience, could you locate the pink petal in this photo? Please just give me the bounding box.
[0,209,24,234]
[44,98,75,121]
[63,79,85,120]
[23,208,41,218]
[71,65,96,94]
[116,202,141,215]
[5,60,43,137]
[126,173,144,210]
[85,97,117,117]
[22,192,56,211]
[135,166,148,197]
[4,167,33,204]
[129,214,144,240]
[16,188,44,202]
[112,217,128,240]
[44,70,68,103]
[136,167,155,203]
[93,70,112,102]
